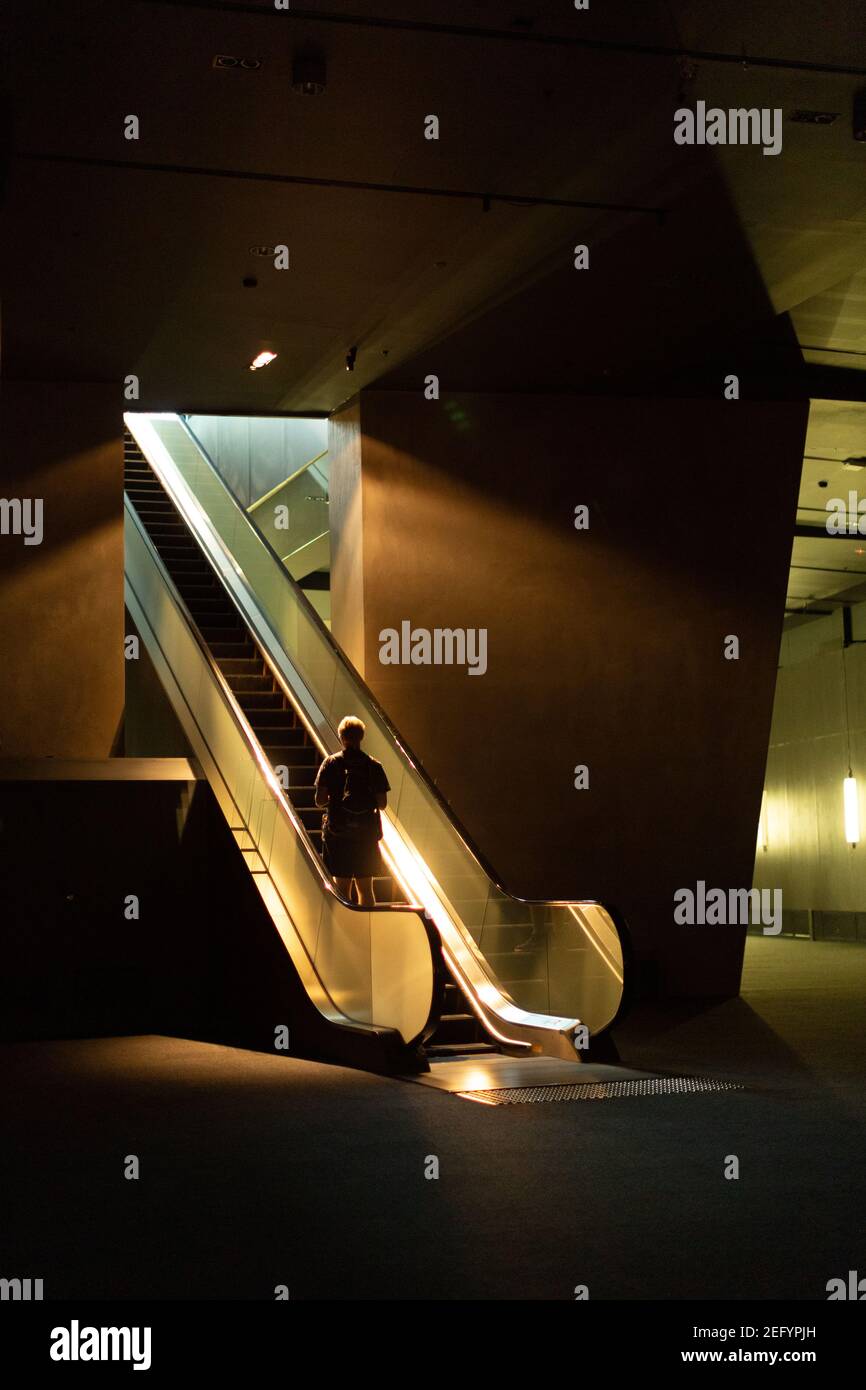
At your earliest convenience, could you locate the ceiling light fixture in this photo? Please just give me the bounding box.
[249,351,277,371]
[789,109,839,124]
[844,776,860,846]
[213,55,262,71]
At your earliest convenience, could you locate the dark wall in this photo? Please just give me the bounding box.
[0,778,218,1041]
[123,610,195,758]
[0,382,123,756]
[331,388,808,998]
[0,775,412,1069]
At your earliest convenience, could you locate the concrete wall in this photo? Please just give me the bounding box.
[754,602,866,928]
[0,382,123,757]
[329,389,808,998]
[327,399,366,674]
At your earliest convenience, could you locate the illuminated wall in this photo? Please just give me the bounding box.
[754,604,866,930]
[0,383,123,757]
[330,388,808,999]
[185,415,327,509]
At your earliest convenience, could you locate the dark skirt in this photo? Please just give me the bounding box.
[322,828,384,879]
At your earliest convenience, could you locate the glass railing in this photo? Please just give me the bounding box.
[124,492,436,1047]
[126,412,625,1043]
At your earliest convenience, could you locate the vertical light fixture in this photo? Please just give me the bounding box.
[843,775,860,847]
[757,793,769,853]
[841,617,859,846]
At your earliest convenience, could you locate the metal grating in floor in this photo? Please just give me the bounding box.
[456,1076,744,1105]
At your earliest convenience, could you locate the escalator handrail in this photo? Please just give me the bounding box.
[123,490,423,917]
[173,415,614,915]
[246,448,329,514]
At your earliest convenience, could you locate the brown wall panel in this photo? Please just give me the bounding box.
[0,383,123,757]
[333,389,808,998]
[328,398,367,677]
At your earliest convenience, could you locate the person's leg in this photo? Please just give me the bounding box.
[354,876,376,908]
[334,876,353,902]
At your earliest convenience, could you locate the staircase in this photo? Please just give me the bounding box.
[124,432,496,1059]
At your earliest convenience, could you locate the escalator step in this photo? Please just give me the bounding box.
[227,675,275,692]
[246,711,299,730]
[216,656,261,672]
[210,643,256,659]
[218,657,267,675]
[236,692,285,710]
[198,619,248,635]
[265,746,318,765]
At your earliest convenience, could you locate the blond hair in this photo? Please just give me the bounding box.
[338,715,366,746]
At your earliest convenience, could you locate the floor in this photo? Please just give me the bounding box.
[1,936,864,1300]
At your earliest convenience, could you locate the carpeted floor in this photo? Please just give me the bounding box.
[1,936,864,1300]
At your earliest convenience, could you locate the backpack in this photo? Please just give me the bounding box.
[325,753,382,839]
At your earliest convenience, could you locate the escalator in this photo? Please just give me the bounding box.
[123,413,627,1075]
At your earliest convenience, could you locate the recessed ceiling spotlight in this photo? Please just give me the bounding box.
[250,351,277,371]
[249,246,276,258]
[214,55,262,71]
[789,109,839,124]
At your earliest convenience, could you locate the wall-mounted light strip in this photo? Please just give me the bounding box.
[844,775,860,847]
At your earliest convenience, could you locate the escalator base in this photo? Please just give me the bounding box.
[456,1076,744,1106]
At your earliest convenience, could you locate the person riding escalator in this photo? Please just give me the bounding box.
[314,716,390,908]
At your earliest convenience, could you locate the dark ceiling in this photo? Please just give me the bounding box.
[1,0,865,412]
